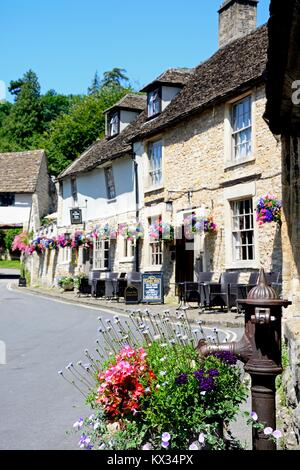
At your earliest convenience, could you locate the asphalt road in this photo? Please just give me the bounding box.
[0,279,245,450]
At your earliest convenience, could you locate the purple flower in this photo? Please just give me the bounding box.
[162,441,169,448]
[208,368,219,377]
[162,432,171,442]
[212,351,238,365]
[272,430,282,439]
[251,411,258,421]
[78,434,93,450]
[198,376,215,392]
[193,369,204,380]
[175,373,188,385]
[198,433,205,444]
[263,427,273,436]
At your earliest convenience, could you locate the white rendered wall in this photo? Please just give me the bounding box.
[161,86,182,111]
[58,156,144,228]
[120,110,140,132]
[0,193,32,226]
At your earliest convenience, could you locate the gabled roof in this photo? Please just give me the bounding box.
[59,24,268,179]
[140,68,194,92]
[0,150,45,193]
[133,24,268,140]
[104,93,146,113]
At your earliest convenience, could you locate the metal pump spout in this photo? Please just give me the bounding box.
[197,333,252,363]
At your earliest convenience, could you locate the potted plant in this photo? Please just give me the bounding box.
[58,276,74,292]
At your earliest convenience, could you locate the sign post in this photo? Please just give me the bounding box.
[142,272,164,304]
[70,208,82,225]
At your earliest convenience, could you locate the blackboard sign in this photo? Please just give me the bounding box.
[70,208,82,224]
[142,272,164,304]
[125,286,139,304]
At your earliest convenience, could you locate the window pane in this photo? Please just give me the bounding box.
[149,141,162,186]
[231,198,254,261]
[104,166,116,199]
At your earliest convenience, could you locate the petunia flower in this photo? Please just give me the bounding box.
[189,442,199,450]
[272,430,282,439]
[263,427,273,435]
[251,411,258,421]
[198,433,205,444]
[162,432,171,442]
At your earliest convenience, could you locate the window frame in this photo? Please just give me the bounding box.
[148,215,163,267]
[93,239,110,270]
[70,177,78,206]
[104,165,116,200]
[108,110,120,137]
[231,95,252,162]
[231,198,255,262]
[148,140,163,189]
[147,87,162,118]
[0,192,15,207]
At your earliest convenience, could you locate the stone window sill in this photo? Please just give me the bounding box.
[224,157,255,170]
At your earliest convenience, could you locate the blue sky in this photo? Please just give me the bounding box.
[0,0,270,101]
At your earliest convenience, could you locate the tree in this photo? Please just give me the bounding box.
[4,70,42,148]
[101,68,129,88]
[43,85,131,175]
[88,71,101,95]
[40,90,76,131]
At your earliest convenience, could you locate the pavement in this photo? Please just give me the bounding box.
[10,283,245,328]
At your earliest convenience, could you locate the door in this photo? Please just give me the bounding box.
[175,225,194,283]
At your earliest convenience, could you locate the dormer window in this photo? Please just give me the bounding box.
[109,111,120,137]
[148,88,161,117]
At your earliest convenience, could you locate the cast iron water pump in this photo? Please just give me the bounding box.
[197,268,291,450]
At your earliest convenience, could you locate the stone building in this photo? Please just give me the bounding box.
[29,0,285,305]
[0,150,54,233]
[264,0,300,449]
[132,0,283,300]
[30,94,148,286]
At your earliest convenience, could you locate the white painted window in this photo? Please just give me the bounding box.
[104,166,116,200]
[61,247,71,263]
[149,216,163,266]
[232,96,252,161]
[231,199,254,261]
[148,140,162,187]
[71,177,78,205]
[93,239,110,270]
[124,238,135,258]
[109,112,119,136]
[148,88,161,117]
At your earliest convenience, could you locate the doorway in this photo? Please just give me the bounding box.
[175,225,195,283]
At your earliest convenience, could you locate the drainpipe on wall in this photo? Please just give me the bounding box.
[133,152,140,272]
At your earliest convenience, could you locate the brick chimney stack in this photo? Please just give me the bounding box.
[218,0,259,48]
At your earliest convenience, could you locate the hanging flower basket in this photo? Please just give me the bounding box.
[256,194,282,225]
[184,215,217,237]
[149,220,174,241]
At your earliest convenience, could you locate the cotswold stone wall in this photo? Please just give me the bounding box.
[278,321,300,449]
[141,84,283,300]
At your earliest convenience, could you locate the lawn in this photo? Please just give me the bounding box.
[0,259,21,269]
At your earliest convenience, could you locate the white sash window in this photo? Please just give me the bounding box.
[93,239,110,270]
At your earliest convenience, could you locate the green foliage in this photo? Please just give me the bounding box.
[276,341,289,406]
[88,71,101,95]
[0,260,21,269]
[101,68,129,88]
[4,70,43,148]
[0,68,133,175]
[42,85,131,175]
[0,228,22,252]
[57,276,74,289]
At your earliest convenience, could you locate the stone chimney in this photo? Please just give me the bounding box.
[218,0,258,48]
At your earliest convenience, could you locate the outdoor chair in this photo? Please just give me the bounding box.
[77,277,91,296]
[104,272,119,299]
[203,271,240,312]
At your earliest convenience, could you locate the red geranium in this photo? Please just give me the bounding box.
[96,346,155,420]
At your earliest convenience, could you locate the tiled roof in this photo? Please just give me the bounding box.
[104,93,147,113]
[0,150,45,193]
[140,68,194,92]
[132,25,268,140]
